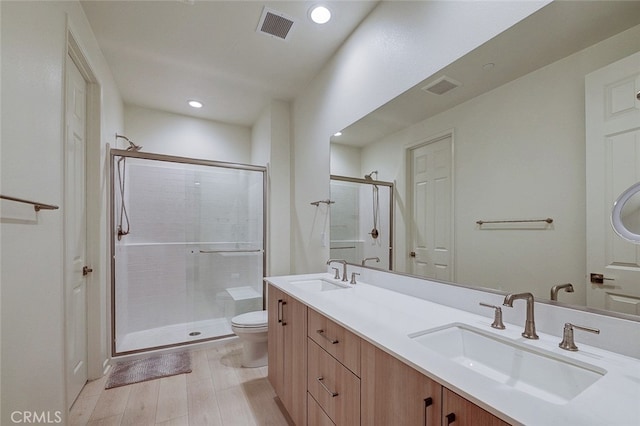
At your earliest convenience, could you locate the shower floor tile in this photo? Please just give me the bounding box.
[117,317,233,353]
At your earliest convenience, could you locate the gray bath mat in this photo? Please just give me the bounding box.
[105,351,192,389]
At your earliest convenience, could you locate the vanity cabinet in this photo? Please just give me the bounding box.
[307,308,361,425]
[361,340,509,426]
[268,284,512,426]
[442,388,510,426]
[361,340,441,425]
[307,308,360,375]
[267,284,307,426]
[308,338,360,425]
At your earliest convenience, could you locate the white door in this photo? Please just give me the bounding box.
[408,135,453,280]
[65,53,88,407]
[586,51,640,315]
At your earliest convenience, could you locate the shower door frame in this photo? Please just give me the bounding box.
[330,174,394,269]
[109,148,267,356]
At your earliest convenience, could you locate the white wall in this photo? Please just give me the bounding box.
[358,23,640,303]
[1,1,123,422]
[251,100,291,276]
[124,104,251,163]
[330,143,361,177]
[291,0,550,273]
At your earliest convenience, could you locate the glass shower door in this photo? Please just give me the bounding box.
[111,150,266,355]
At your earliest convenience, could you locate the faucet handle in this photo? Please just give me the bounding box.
[559,323,600,351]
[479,303,506,330]
[350,272,360,285]
[331,267,340,280]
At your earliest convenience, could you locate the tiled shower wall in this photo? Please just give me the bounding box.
[114,158,263,340]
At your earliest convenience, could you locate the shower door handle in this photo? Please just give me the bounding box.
[83,266,93,276]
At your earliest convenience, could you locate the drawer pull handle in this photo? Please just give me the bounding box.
[445,413,456,425]
[424,397,433,426]
[316,329,339,344]
[277,300,287,326]
[316,377,338,397]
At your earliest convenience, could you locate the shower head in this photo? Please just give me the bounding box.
[116,133,143,152]
[364,170,378,180]
[126,141,143,152]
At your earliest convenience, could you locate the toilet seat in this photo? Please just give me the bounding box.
[231,310,268,329]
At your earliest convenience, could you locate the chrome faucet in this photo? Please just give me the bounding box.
[550,283,574,301]
[361,257,380,266]
[326,259,348,282]
[503,292,539,339]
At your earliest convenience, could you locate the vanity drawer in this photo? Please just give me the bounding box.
[308,308,360,375]
[307,338,360,426]
[307,392,336,426]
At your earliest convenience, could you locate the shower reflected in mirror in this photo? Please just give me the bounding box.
[330,175,393,269]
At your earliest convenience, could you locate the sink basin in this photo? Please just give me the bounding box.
[289,278,349,292]
[410,323,605,404]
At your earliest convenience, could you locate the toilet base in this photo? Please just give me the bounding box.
[240,340,267,368]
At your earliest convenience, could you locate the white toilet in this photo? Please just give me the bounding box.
[231,310,268,368]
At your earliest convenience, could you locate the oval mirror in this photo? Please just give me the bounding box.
[611,181,640,243]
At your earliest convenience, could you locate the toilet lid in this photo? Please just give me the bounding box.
[232,310,268,328]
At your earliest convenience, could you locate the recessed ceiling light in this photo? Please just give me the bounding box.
[310,5,331,24]
[188,100,203,108]
[333,131,342,137]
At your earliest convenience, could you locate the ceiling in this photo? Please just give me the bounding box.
[333,1,640,147]
[81,0,379,127]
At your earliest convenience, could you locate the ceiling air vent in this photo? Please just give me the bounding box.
[421,76,462,95]
[257,7,295,40]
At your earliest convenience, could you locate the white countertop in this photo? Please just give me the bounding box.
[266,273,640,426]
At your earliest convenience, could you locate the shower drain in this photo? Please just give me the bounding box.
[189,331,201,337]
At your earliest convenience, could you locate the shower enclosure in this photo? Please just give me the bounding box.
[330,175,393,269]
[110,149,266,355]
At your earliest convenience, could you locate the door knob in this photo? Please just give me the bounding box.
[410,251,416,258]
[82,266,93,276]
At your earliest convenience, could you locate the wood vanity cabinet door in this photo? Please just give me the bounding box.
[267,284,308,426]
[307,308,361,376]
[308,338,360,425]
[267,284,284,396]
[442,388,511,426]
[361,340,441,425]
[308,392,336,426]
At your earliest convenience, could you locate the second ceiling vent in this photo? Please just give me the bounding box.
[421,76,462,95]
[257,7,295,40]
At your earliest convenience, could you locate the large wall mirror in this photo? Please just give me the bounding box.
[329,1,640,320]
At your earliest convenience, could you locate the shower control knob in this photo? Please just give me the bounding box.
[83,266,93,276]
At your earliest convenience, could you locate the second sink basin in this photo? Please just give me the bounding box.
[410,323,606,404]
[288,278,349,292]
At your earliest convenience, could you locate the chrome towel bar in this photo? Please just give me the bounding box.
[476,217,553,225]
[310,199,334,206]
[199,249,262,254]
[0,194,59,212]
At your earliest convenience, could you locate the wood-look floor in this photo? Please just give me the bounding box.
[69,340,293,426]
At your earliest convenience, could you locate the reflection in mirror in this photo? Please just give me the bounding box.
[329,1,640,319]
[329,175,393,270]
[612,182,640,243]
